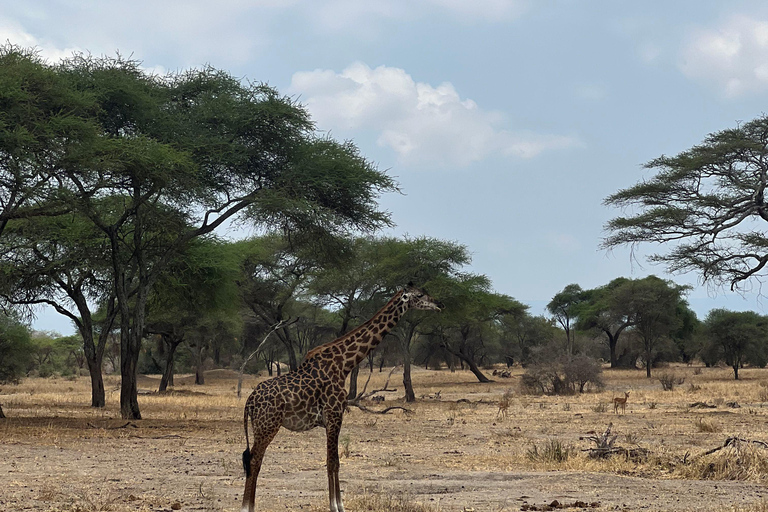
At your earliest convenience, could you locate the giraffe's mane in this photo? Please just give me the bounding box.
[301,289,405,364]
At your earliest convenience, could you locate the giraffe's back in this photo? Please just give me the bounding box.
[245,362,345,433]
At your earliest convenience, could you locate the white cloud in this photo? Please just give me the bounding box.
[289,63,578,168]
[0,19,81,62]
[680,14,768,97]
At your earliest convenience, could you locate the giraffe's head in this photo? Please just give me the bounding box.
[402,283,443,311]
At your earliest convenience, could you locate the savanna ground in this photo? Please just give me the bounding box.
[2,365,768,512]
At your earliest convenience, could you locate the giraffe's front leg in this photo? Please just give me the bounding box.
[325,410,345,512]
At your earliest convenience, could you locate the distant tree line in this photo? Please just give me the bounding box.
[546,277,768,382]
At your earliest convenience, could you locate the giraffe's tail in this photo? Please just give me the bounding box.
[242,404,251,477]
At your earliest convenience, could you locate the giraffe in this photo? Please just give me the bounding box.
[240,284,442,512]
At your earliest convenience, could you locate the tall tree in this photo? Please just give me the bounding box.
[0,212,117,406]
[145,237,241,391]
[374,237,471,401]
[0,46,95,238]
[236,235,328,372]
[434,274,525,382]
[604,115,768,290]
[3,51,396,419]
[309,236,392,399]
[627,276,689,378]
[576,278,637,368]
[704,309,767,380]
[0,311,32,384]
[547,284,584,355]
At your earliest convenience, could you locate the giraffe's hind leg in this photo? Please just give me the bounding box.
[241,398,283,512]
[241,426,281,512]
[325,409,345,512]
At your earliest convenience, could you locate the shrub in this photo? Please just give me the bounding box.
[520,354,603,395]
[0,313,33,384]
[658,371,685,391]
[527,439,575,463]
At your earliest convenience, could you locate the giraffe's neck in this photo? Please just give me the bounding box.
[340,290,409,375]
[305,290,408,376]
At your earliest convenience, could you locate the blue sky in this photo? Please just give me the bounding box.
[6,0,768,334]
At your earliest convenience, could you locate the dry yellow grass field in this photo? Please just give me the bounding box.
[2,365,768,511]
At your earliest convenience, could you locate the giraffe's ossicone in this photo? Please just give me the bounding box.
[240,284,442,512]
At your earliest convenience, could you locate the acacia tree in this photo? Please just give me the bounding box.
[627,276,689,378]
[236,235,327,372]
[435,274,525,382]
[0,213,117,406]
[0,311,32,384]
[376,237,470,402]
[500,313,556,365]
[704,309,767,380]
[547,284,584,355]
[576,278,637,368]
[4,51,396,419]
[145,237,241,391]
[604,115,768,290]
[0,46,93,238]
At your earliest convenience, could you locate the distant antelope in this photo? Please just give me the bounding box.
[497,390,512,420]
[613,391,630,414]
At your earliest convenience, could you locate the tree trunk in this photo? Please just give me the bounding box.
[646,351,652,378]
[733,364,739,380]
[608,333,618,368]
[277,329,299,372]
[87,358,105,407]
[442,345,492,383]
[0,403,5,418]
[159,335,183,391]
[402,356,415,402]
[195,345,205,385]
[347,365,360,400]
[120,327,142,419]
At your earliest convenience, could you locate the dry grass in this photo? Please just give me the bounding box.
[343,491,442,512]
[3,364,768,510]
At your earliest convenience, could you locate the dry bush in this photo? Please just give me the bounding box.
[694,417,720,433]
[658,372,685,391]
[526,438,575,463]
[520,355,603,395]
[679,440,768,482]
[345,491,442,512]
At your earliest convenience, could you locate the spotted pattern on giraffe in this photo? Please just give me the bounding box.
[240,284,442,512]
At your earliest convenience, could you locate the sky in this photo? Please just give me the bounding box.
[6,0,768,334]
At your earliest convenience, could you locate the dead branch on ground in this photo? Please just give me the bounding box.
[693,437,768,460]
[581,423,648,461]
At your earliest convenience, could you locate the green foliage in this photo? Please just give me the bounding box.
[0,312,32,383]
[27,331,85,378]
[547,283,585,354]
[703,309,768,379]
[604,115,768,290]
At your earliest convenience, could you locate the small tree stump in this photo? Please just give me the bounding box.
[0,403,5,419]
